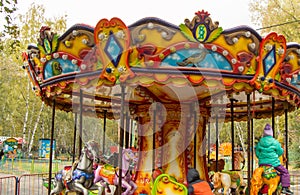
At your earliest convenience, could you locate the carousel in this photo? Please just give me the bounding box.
[22,10,300,195]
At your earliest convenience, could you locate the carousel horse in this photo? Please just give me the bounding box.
[210,151,246,194]
[50,140,105,195]
[208,151,245,173]
[94,148,138,195]
[250,165,280,195]
[208,159,225,173]
[233,151,245,171]
[212,172,231,195]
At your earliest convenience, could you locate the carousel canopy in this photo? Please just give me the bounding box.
[22,10,300,121]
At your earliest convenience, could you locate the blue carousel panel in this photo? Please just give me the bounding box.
[104,33,123,68]
[291,74,300,89]
[263,46,276,76]
[161,48,232,71]
[44,59,80,80]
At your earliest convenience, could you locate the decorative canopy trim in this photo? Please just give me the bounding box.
[22,10,300,120]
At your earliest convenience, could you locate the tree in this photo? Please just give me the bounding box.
[0,3,69,156]
[0,3,120,158]
[249,0,300,42]
[0,0,19,52]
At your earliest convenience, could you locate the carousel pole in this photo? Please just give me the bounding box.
[102,110,107,154]
[251,117,254,176]
[272,97,275,137]
[207,121,211,163]
[118,84,125,195]
[125,111,130,148]
[79,89,83,157]
[130,119,134,148]
[230,97,235,170]
[215,110,219,172]
[247,93,251,193]
[152,103,157,171]
[284,104,289,169]
[193,102,197,168]
[48,98,56,195]
[72,113,77,164]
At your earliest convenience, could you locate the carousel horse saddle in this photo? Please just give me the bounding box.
[222,170,242,185]
[72,169,94,180]
[99,164,117,184]
[261,165,277,179]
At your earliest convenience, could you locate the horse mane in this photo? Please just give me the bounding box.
[122,148,132,154]
[213,172,222,188]
[233,151,245,170]
[208,159,225,172]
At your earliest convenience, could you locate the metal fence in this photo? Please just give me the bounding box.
[0,175,17,195]
[290,173,300,193]
[0,173,54,195]
[0,171,299,194]
[18,173,51,195]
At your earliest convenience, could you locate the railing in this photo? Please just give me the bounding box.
[18,173,51,195]
[0,169,298,194]
[0,175,18,195]
[290,173,300,193]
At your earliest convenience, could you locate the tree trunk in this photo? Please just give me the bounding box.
[22,80,30,150]
[28,102,44,154]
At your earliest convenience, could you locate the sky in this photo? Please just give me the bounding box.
[16,0,259,30]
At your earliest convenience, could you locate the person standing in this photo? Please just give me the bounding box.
[255,124,293,195]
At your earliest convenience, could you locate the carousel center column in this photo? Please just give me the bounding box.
[133,102,209,194]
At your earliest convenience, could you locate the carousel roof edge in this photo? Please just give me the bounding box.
[128,17,180,29]
[22,10,300,110]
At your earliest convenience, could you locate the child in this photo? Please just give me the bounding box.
[255,124,293,195]
[187,168,213,195]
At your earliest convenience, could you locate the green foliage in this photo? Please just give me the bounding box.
[249,0,300,42]
[0,3,68,154]
[0,0,19,52]
[0,3,122,158]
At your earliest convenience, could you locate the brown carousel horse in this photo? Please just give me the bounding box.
[208,151,245,172]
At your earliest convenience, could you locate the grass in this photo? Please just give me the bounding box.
[0,157,72,175]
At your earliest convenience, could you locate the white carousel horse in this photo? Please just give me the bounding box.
[210,151,246,195]
[94,148,138,195]
[50,140,105,195]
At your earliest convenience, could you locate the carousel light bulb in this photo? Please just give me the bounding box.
[72,30,78,36]
[249,43,256,50]
[161,31,167,38]
[245,31,251,38]
[232,37,238,43]
[53,53,59,59]
[82,39,88,44]
[147,22,154,29]
[62,55,68,60]
[81,64,87,70]
[222,50,228,56]
[41,58,47,63]
[98,33,106,40]
[71,59,78,65]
